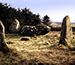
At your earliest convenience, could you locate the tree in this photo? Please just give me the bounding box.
[43,15,52,26]
[43,15,49,22]
[0,2,42,32]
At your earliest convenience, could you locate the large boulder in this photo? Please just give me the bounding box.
[21,24,51,36]
[36,24,51,35]
[21,26,37,36]
[59,15,73,45]
[0,21,9,53]
[9,19,20,33]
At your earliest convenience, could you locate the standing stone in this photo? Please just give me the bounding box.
[0,21,9,53]
[59,16,73,45]
[9,19,20,33]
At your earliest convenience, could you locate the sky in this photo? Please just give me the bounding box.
[0,0,75,22]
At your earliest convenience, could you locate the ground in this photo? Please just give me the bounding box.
[0,31,75,65]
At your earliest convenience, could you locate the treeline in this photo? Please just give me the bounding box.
[0,2,51,33]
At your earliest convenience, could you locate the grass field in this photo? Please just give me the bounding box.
[0,31,75,65]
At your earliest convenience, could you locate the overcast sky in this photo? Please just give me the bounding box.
[0,0,75,22]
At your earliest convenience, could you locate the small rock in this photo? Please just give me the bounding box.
[7,42,14,44]
[44,42,50,45]
[21,37,31,41]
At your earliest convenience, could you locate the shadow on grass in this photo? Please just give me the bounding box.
[0,47,75,65]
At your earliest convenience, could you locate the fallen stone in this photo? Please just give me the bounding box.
[21,25,51,36]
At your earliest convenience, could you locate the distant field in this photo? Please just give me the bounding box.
[71,24,75,27]
[52,23,75,27]
[54,22,75,27]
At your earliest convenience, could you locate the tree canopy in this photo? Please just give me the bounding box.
[0,2,51,33]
